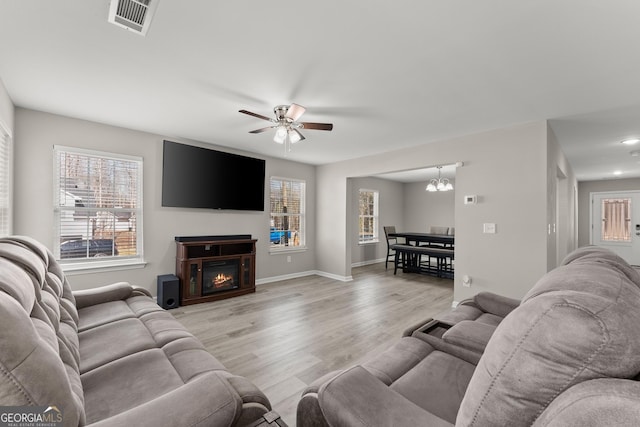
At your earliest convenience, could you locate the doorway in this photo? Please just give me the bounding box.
[591,191,640,266]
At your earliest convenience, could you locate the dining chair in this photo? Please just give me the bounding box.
[429,226,450,235]
[383,226,401,270]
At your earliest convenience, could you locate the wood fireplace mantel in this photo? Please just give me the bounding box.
[175,235,256,305]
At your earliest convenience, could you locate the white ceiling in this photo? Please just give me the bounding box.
[2,1,640,181]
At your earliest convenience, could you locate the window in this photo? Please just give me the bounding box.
[601,198,631,242]
[270,177,305,251]
[53,146,143,268]
[0,124,11,237]
[359,189,379,243]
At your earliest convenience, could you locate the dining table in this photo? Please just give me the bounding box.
[388,231,455,278]
[388,231,454,248]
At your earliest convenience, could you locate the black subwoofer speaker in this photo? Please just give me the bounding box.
[157,274,179,309]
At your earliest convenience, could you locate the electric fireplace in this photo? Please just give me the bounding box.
[202,260,239,295]
[175,235,257,306]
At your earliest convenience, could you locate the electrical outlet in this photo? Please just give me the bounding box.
[287,255,292,263]
[462,275,472,287]
[483,223,496,234]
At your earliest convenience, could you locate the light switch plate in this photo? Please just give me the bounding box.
[483,223,496,234]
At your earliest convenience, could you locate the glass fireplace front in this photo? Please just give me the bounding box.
[201,259,240,295]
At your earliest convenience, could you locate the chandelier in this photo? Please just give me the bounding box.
[426,166,453,192]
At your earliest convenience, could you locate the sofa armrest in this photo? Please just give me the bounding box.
[73,282,151,309]
[318,366,453,427]
[401,317,436,337]
[473,292,520,318]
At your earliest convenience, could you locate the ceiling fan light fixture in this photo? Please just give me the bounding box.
[274,126,287,144]
[240,103,333,154]
[288,128,301,143]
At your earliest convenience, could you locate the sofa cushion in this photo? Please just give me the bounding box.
[441,321,497,354]
[357,336,475,424]
[361,336,434,385]
[456,247,640,426]
[319,366,453,427]
[79,318,158,374]
[77,295,162,332]
[390,350,475,424]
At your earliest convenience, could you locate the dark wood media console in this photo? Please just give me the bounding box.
[175,235,256,305]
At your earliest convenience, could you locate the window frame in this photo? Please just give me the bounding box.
[0,121,12,237]
[358,188,379,244]
[269,176,306,253]
[53,145,145,273]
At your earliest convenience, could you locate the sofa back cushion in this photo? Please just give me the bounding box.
[456,246,640,427]
[0,236,84,425]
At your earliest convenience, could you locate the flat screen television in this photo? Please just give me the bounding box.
[162,140,265,211]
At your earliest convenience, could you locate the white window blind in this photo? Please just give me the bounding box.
[0,126,11,237]
[53,146,143,264]
[359,189,379,243]
[270,177,305,250]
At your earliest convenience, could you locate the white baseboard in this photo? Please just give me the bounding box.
[256,270,317,285]
[257,269,354,284]
[313,270,353,282]
[351,258,385,268]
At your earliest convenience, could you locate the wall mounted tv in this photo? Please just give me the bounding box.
[162,140,265,211]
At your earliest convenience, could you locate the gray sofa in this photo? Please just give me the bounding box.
[0,236,275,426]
[297,246,640,426]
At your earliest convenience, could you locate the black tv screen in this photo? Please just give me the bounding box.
[162,140,265,211]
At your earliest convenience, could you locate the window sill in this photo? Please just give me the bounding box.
[359,240,379,245]
[61,258,147,275]
[269,246,308,255]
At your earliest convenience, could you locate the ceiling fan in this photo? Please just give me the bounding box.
[239,104,333,153]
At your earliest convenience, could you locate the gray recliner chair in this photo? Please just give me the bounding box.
[297,246,640,426]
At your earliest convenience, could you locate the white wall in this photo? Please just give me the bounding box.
[317,121,551,301]
[349,176,404,266]
[13,108,317,293]
[546,125,578,269]
[577,177,640,247]
[403,180,455,232]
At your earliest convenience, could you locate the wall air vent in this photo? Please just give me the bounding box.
[108,0,159,36]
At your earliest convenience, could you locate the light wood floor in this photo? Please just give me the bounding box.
[171,262,454,426]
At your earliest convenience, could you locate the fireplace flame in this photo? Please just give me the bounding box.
[213,273,233,288]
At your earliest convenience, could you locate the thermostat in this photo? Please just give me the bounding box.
[464,195,477,205]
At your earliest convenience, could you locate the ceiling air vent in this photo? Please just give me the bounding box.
[108,0,159,36]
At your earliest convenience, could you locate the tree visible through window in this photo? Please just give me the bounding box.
[54,146,143,263]
[359,189,379,243]
[270,177,305,249]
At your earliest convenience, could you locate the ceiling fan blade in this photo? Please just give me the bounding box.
[249,126,274,134]
[285,103,306,121]
[300,122,333,131]
[239,109,273,122]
